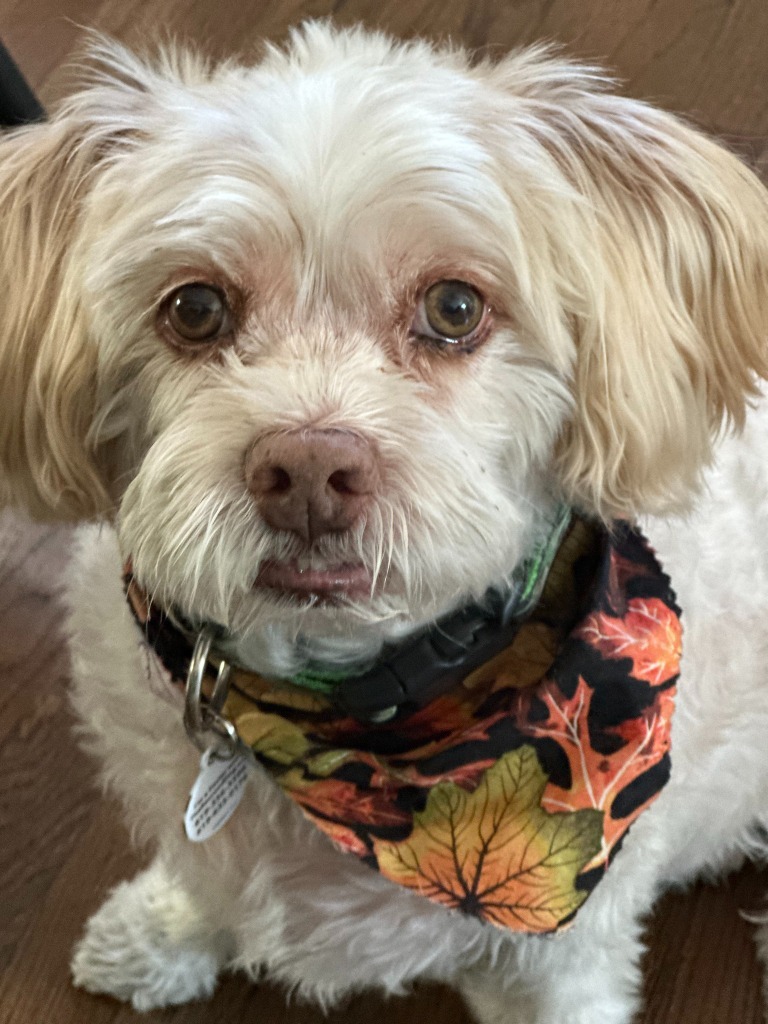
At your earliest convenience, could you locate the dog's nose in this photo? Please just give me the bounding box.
[245,429,380,542]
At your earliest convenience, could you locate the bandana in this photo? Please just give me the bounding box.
[127,517,680,936]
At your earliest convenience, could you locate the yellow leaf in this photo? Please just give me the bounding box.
[235,712,309,764]
[306,748,355,777]
[374,745,603,933]
[462,622,560,693]
[227,669,330,713]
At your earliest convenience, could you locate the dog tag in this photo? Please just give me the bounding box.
[184,747,251,842]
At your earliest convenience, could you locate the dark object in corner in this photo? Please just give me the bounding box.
[0,41,44,126]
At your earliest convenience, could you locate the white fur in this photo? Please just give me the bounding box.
[66,405,768,1021]
[2,22,768,1023]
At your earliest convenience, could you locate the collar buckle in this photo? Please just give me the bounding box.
[331,506,573,722]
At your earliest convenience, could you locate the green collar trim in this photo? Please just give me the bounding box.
[289,663,358,694]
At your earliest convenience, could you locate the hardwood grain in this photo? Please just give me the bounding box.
[2,0,766,136]
[1,1,767,1021]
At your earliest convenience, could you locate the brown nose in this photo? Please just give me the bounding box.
[245,429,380,542]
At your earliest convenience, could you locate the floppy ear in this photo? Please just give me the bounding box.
[0,115,112,520]
[0,39,199,521]
[483,50,768,518]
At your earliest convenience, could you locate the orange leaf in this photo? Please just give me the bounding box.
[575,597,681,686]
[520,675,673,857]
[284,772,411,831]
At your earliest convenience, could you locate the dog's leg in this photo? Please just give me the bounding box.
[459,975,539,1024]
[460,931,643,1024]
[71,856,233,1010]
[460,950,643,1024]
[458,861,652,1024]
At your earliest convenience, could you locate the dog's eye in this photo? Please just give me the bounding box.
[165,284,231,343]
[413,280,486,344]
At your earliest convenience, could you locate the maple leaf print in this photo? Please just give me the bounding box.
[234,712,309,765]
[463,622,561,694]
[283,771,411,830]
[382,694,478,742]
[575,597,681,686]
[229,670,331,714]
[522,675,673,857]
[373,746,603,933]
[301,733,497,795]
[313,820,370,857]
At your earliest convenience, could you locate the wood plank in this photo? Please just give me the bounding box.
[2,0,766,136]
[643,867,766,1024]
[0,514,78,970]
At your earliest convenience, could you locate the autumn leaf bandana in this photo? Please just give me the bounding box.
[127,517,681,935]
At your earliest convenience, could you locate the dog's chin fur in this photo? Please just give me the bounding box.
[115,324,561,675]
[3,21,768,1024]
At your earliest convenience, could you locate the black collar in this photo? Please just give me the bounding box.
[127,506,573,722]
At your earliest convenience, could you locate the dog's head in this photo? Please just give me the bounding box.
[2,24,767,667]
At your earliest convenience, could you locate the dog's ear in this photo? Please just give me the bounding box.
[0,114,110,520]
[0,40,200,521]
[481,50,768,518]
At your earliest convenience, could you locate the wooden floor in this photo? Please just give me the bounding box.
[1,1,767,1022]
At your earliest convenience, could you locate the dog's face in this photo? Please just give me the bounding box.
[79,34,576,662]
[2,25,768,668]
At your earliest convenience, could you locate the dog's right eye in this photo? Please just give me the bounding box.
[164,284,231,344]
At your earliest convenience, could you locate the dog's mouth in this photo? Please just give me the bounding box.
[253,560,373,602]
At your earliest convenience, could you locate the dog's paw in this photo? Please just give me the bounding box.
[462,990,636,1024]
[71,862,231,1011]
[460,977,536,1024]
[460,970,639,1024]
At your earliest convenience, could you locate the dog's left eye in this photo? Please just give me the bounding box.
[164,284,231,344]
[411,280,487,347]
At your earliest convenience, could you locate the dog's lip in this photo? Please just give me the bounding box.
[253,560,373,598]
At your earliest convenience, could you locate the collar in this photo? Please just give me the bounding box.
[126,515,681,935]
[129,504,574,724]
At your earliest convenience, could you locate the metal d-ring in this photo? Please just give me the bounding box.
[184,626,237,755]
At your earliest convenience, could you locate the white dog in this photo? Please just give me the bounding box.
[2,22,768,1024]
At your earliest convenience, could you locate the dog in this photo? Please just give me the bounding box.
[2,22,768,1024]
